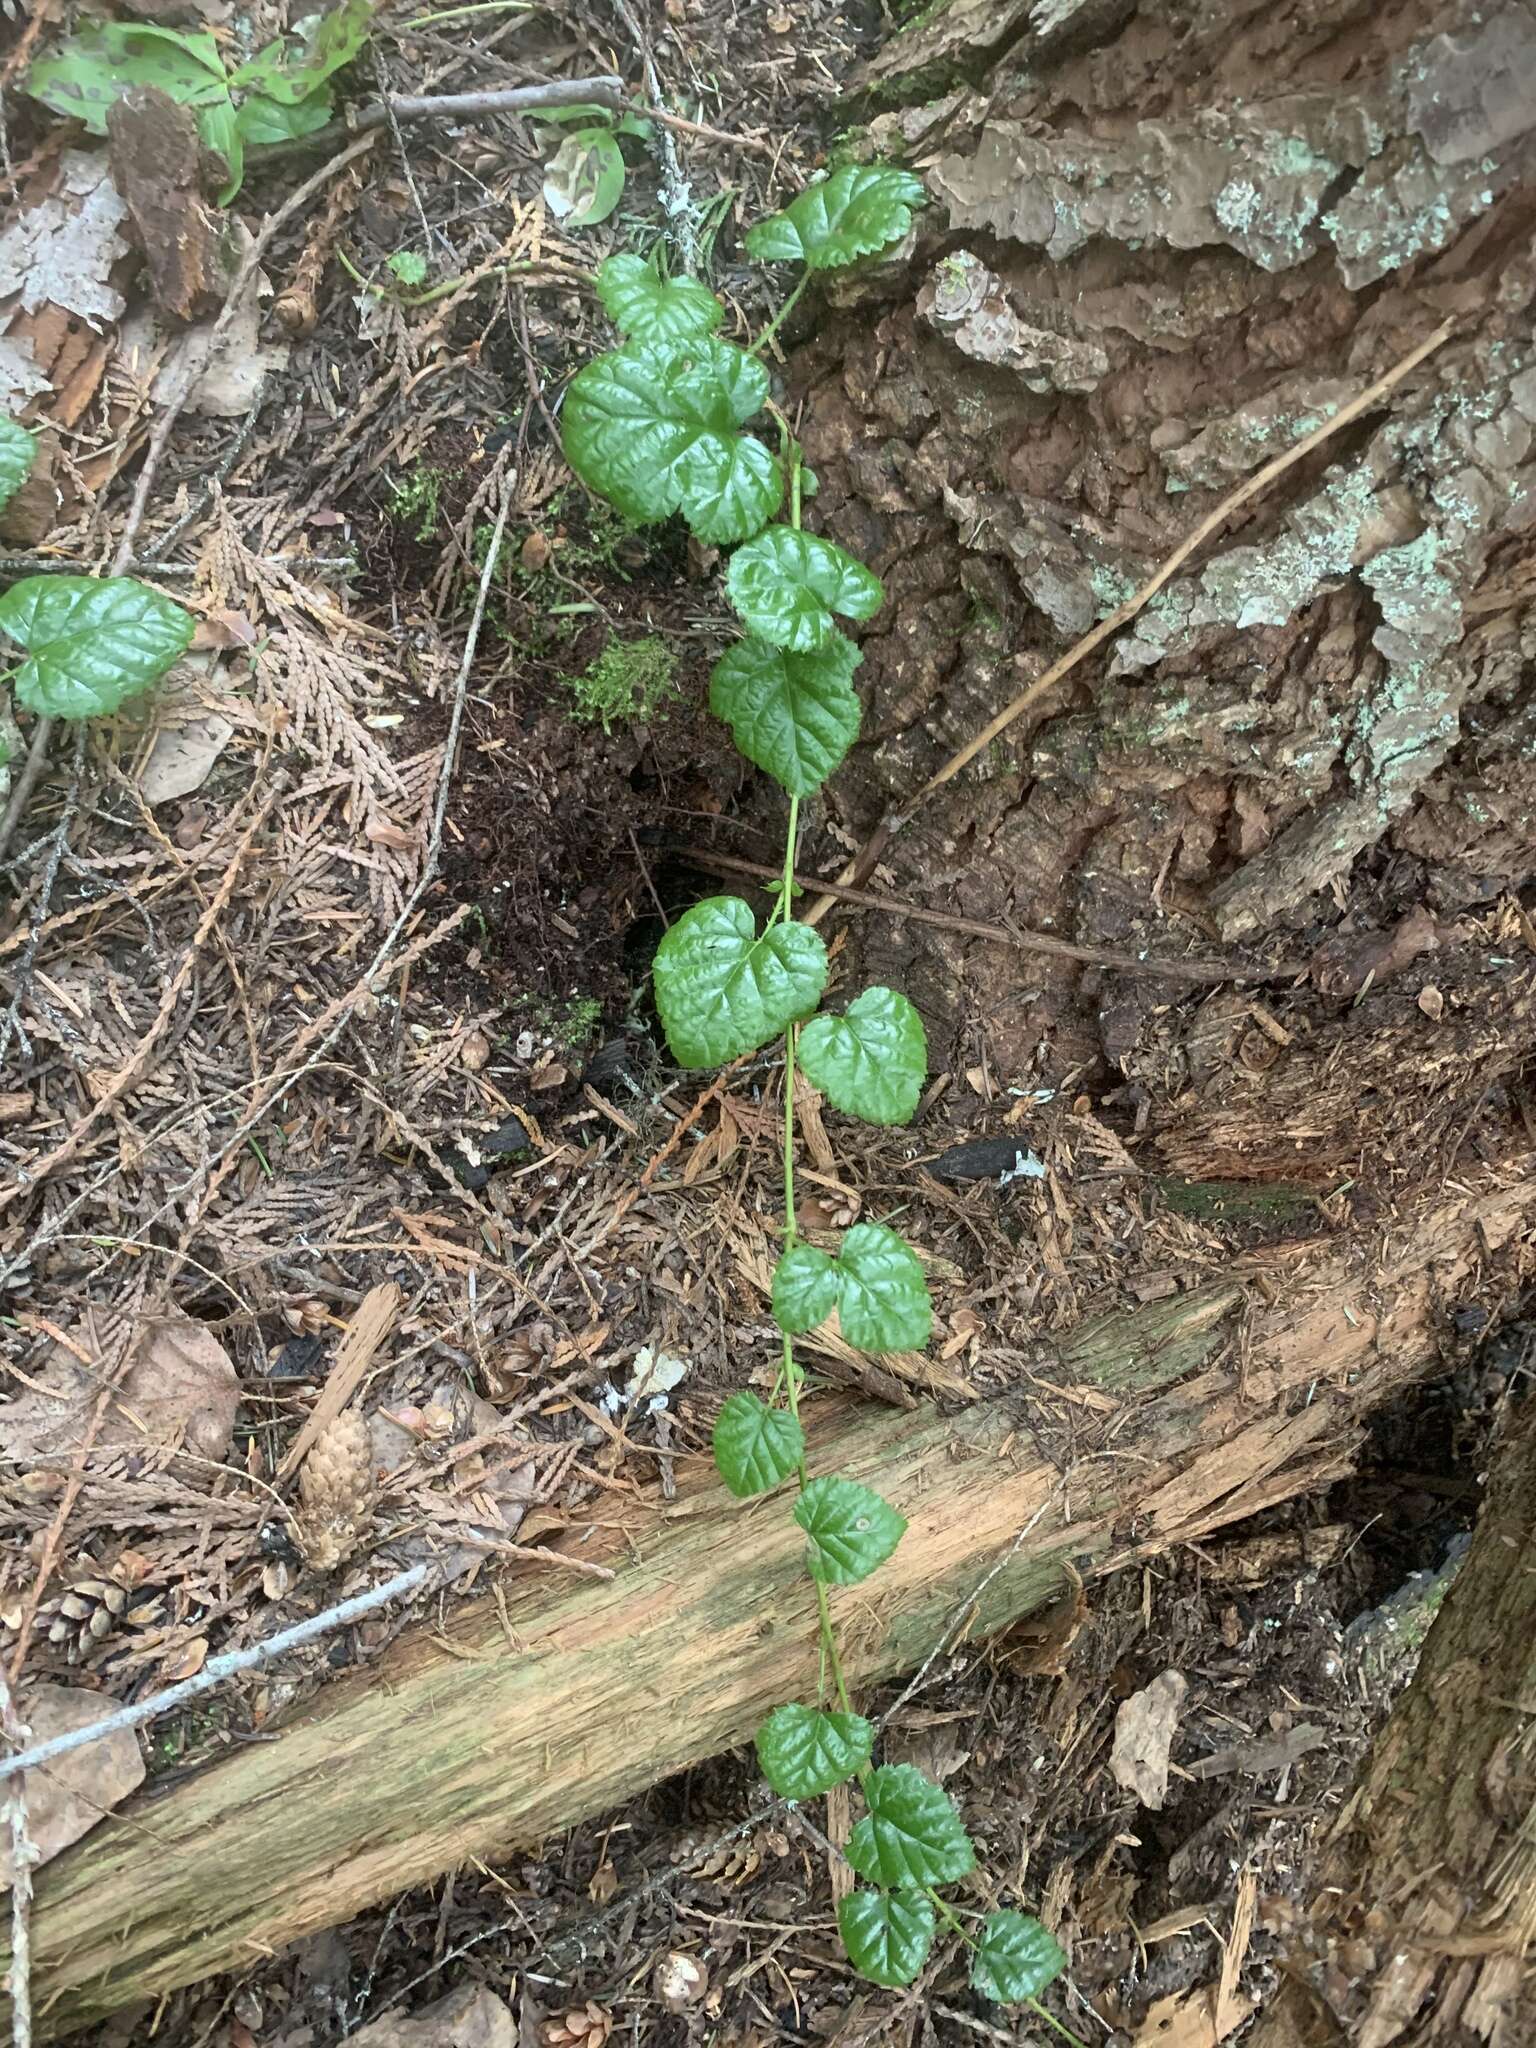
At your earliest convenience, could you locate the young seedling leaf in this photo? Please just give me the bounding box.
[772,1244,840,1335]
[745,165,927,270]
[726,527,883,653]
[386,249,429,287]
[597,253,722,343]
[29,23,230,132]
[652,895,826,1067]
[713,1391,803,1497]
[0,420,37,516]
[834,1223,932,1353]
[709,634,861,798]
[226,0,374,104]
[233,86,333,146]
[846,1763,975,1890]
[757,1703,872,1799]
[839,1890,935,1989]
[794,1476,906,1586]
[543,127,626,228]
[564,340,782,543]
[971,1910,1067,2004]
[799,987,926,1125]
[0,576,194,721]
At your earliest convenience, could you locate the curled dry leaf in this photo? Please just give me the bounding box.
[0,1683,145,1884]
[0,1313,239,1471]
[349,1983,515,2047]
[1111,1668,1188,1811]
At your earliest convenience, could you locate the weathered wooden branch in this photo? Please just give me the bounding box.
[6,1168,1529,2038]
[1251,1371,1536,2048]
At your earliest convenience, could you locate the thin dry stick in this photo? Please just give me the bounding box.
[0,1671,34,2048]
[804,317,1457,927]
[688,850,1300,983]
[0,1566,432,1783]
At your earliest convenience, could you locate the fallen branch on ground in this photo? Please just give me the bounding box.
[6,1163,1527,2037]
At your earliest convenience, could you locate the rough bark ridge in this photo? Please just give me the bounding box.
[1250,1385,1536,2047]
[4,1167,1530,2038]
[784,0,1536,1105]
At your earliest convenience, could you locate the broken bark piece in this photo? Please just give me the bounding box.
[106,87,222,323]
[4,1164,1528,2036]
[1248,1391,1536,2048]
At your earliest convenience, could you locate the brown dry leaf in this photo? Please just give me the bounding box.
[139,706,235,804]
[1111,1669,1188,1810]
[0,1315,240,1468]
[586,1857,618,1904]
[350,1983,515,2047]
[997,1561,1089,1677]
[0,1683,145,1884]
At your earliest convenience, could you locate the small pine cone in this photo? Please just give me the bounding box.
[14,1567,160,1668]
[295,1407,375,1571]
[542,2006,612,2048]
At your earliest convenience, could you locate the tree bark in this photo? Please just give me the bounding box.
[1250,1380,1536,2048]
[3,1167,1528,2039]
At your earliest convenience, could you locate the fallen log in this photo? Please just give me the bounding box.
[6,1165,1530,2039]
[1250,1361,1536,2048]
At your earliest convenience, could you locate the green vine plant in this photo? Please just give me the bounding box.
[0,418,194,760]
[562,173,1081,2032]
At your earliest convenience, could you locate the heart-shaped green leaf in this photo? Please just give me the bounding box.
[971,1911,1067,2004]
[0,575,194,720]
[745,165,927,271]
[712,1391,803,1497]
[847,1763,975,1889]
[834,1224,932,1352]
[794,1475,906,1585]
[839,1889,935,1989]
[564,340,783,543]
[757,1703,872,1799]
[772,1244,840,1334]
[709,633,861,797]
[726,527,883,652]
[798,987,926,1125]
[543,127,626,228]
[0,420,36,515]
[597,254,722,343]
[652,895,826,1067]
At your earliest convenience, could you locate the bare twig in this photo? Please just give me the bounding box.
[0,1567,432,1784]
[608,0,700,267]
[0,725,83,1067]
[805,317,1458,926]
[253,76,630,158]
[684,849,1300,982]
[0,1672,35,2048]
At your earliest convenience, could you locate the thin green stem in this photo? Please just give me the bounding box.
[750,271,809,359]
[1025,1998,1088,2048]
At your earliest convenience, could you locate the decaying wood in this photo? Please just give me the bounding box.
[4,1165,1529,2038]
[1250,1381,1536,2048]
